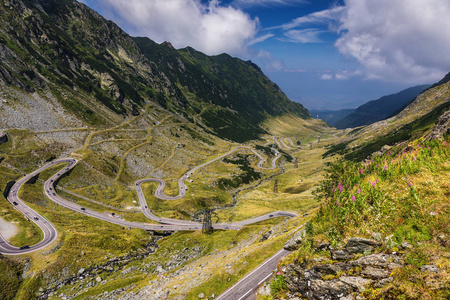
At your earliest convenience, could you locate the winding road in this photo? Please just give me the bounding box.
[0,137,298,255]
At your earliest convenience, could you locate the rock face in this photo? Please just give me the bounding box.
[283,228,306,251]
[345,237,381,254]
[284,239,402,299]
[330,237,381,261]
[425,109,450,140]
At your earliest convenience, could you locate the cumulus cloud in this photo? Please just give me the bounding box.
[336,0,450,83]
[92,0,258,56]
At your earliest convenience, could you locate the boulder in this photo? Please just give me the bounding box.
[339,276,373,292]
[421,265,441,273]
[345,237,381,254]
[352,253,403,270]
[198,293,205,299]
[284,228,306,251]
[309,279,353,299]
[361,266,391,279]
[330,249,352,261]
[374,276,394,288]
[315,243,330,251]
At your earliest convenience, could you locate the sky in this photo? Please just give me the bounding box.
[79,0,450,110]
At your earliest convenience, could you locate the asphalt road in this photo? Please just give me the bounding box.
[0,137,298,255]
[216,249,291,300]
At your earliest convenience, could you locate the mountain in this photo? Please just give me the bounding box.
[0,0,309,142]
[334,85,430,129]
[310,109,355,126]
[325,72,450,161]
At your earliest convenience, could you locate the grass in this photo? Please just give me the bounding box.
[276,135,450,299]
[1,111,331,299]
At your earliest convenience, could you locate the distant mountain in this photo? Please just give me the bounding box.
[327,72,450,161]
[334,85,430,129]
[0,0,309,142]
[309,109,355,126]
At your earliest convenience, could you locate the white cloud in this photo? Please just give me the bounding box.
[335,0,450,83]
[321,73,333,80]
[232,0,308,8]
[282,29,325,43]
[247,33,275,46]
[278,6,345,31]
[93,0,258,56]
[253,50,285,71]
[268,6,344,43]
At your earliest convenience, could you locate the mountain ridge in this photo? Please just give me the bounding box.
[0,0,310,142]
[334,85,430,129]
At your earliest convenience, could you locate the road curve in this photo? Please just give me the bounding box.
[136,145,281,201]
[1,138,298,255]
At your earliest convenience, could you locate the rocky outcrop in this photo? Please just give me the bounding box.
[283,228,306,251]
[425,109,450,140]
[330,237,381,261]
[283,238,399,300]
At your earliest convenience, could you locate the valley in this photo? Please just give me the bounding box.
[1,1,449,299]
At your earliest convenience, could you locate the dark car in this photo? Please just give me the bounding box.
[269,214,273,217]
[81,207,86,211]
[20,245,30,250]
[12,201,18,206]
[33,216,39,220]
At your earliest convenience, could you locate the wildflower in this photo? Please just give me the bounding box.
[412,156,416,161]
[360,168,364,175]
[357,189,362,195]
[336,200,341,206]
[383,165,388,171]
[351,195,355,202]
[339,185,343,193]
[406,180,412,187]
[332,187,336,193]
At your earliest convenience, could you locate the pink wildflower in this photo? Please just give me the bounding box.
[406,180,412,187]
[336,200,341,206]
[351,195,355,202]
[357,189,362,195]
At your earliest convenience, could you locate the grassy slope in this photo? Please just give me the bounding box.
[269,135,450,299]
[0,113,332,299]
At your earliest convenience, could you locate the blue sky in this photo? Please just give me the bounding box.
[80,0,450,110]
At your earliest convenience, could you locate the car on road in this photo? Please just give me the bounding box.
[33,216,39,220]
[81,207,86,211]
[269,214,273,217]
[20,245,29,250]
[12,201,18,205]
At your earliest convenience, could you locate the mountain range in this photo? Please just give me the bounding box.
[334,85,430,129]
[0,0,309,142]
